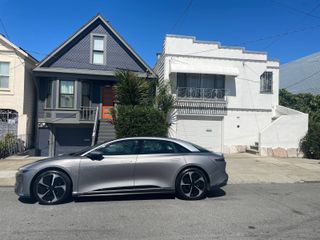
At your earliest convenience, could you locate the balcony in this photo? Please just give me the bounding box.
[174,87,228,116]
[176,87,228,102]
[41,106,98,124]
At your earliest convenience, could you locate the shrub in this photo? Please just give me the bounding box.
[112,105,168,138]
[280,89,320,159]
[0,134,19,159]
[300,121,320,159]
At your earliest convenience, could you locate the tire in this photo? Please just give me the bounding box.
[32,170,71,205]
[175,168,208,200]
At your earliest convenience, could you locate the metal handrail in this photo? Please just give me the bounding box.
[91,106,99,146]
[176,87,228,101]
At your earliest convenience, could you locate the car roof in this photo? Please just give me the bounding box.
[102,137,200,152]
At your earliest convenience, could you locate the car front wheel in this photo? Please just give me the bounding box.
[176,168,208,200]
[32,170,71,205]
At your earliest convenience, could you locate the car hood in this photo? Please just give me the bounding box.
[19,156,79,171]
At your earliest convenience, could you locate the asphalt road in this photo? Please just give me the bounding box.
[1,183,320,240]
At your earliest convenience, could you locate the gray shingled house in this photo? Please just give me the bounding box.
[280,52,320,95]
[33,14,155,156]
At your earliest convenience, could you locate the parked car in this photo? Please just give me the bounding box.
[15,137,228,204]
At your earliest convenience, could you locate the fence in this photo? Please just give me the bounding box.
[0,134,32,159]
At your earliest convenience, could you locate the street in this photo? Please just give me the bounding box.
[1,183,320,240]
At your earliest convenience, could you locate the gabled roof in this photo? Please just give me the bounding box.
[34,14,155,77]
[0,34,38,64]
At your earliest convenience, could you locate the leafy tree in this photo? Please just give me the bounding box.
[113,70,153,106]
[112,71,172,138]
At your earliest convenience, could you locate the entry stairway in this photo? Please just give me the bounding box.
[246,142,259,155]
[96,120,116,144]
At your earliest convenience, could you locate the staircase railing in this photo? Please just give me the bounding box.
[91,106,99,146]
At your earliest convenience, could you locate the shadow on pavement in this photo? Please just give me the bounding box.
[17,188,226,204]
[74,188,226,203]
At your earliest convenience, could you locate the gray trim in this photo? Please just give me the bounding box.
[33,67,150,78]
[177,115,223,121]
[266,66,279,69]
[165,53,268,63]
[226,108,272,112]
[165,34,268,55]
[90,33,107,65]
[34,14,156,77]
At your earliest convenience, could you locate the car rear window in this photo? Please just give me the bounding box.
[190,143,211,153]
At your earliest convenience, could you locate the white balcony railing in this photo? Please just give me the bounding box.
[176,87,228,101]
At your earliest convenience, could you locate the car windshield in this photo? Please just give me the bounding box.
[68,145,99,156]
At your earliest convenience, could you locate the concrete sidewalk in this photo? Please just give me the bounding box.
[0,153,319,186]
[226,153,320,184]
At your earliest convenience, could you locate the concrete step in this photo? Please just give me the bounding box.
[250,145,259,151]
[246,149,259,155]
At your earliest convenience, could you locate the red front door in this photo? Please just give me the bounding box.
[101,86,115,120]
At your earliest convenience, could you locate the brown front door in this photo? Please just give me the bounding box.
[101,86,115,120]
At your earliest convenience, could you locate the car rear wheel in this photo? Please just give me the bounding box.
[176,168,208,200]
[32,170,71,205]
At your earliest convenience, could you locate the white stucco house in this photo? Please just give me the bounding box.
[154,35,308,157]
[0,35,38,147]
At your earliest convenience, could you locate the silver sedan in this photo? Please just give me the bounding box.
[15,137,228,204]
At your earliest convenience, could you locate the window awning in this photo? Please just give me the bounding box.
[169,62,239,76]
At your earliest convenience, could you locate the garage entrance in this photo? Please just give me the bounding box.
[176,116,223,152]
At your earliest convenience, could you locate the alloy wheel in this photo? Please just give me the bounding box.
[179,170,206,199]
[36,172,67,204]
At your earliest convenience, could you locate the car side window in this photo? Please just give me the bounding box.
[141,140,181,154]
[98,140,139,155]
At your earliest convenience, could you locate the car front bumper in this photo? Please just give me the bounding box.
[14,170,34,198]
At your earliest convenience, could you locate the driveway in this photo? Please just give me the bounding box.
[0,153,320,186]
[226,153,320,184]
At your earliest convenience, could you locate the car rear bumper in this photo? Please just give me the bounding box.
[210,172,228,189]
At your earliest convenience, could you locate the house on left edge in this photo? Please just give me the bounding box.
[33,14,156,156]
[0,34,38,149]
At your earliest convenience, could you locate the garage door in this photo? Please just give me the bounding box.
[55,126,93,156]
[176,116,223,152]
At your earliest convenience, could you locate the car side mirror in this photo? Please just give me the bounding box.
[87,150,103,161]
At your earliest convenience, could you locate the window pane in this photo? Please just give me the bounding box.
[0,76,9,88]
[141,140,176,154]
[101,140,138,155]
[60,94,74,108]
[46,81,52,108]
[60,81,74,94]
[93,37,104,51]
[0,62,9,76]
[93,52,104,64]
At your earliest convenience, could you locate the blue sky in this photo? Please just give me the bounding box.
[1,0,320,66]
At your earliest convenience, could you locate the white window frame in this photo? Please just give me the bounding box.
[0,61,10,90]
[90,34,107,65]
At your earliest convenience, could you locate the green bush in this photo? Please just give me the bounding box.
[300,121,320,159]
[280,89,320,159]
[0,134,17,159]
[112,105,168,138]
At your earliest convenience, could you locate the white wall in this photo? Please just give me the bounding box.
[260,106,308,149]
